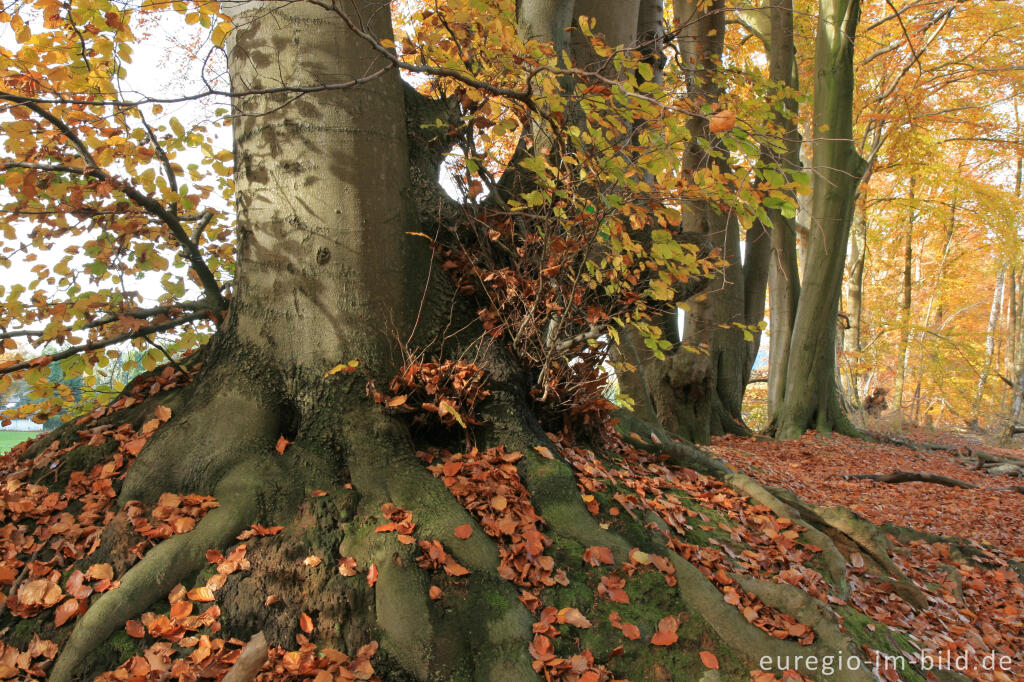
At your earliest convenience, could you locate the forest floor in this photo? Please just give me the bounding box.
[1,373,1023,682]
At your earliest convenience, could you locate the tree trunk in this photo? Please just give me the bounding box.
[892,181,915,417]
[762,0,803,420]
[972,268,1005,420]
[841,201,867,405]
[774,0,867,439]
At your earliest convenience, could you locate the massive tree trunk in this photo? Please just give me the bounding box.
[761,0,803,421]
[773,0,867,439]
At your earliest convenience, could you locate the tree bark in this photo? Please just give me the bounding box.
[841,201,867,405]
[972,268,1005,420]
[774,0,867,439]
[892,180,916,417]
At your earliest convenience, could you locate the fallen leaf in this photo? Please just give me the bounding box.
[454,524,473,539]
[54,599,79,627]
[125,620,145,638]
[429,585,443,600]
[699,651,720,670]
[275,436,290,454]
[299,612,314,634]
[367,563,378,587]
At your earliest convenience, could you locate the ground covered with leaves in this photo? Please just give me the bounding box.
[2,376,1024,681]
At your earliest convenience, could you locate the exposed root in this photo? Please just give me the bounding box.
[481,396,631,558]
[768,490,928,610]
[339,406,536,680]
[49,461,268,681]
[840,470,979,489]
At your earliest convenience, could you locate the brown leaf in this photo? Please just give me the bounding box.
[367,563,378,587]
[454,524,473,539]
[275,436,290,454]
[429,585,443,600]
[299,612,314,634]
[187,586,215,602]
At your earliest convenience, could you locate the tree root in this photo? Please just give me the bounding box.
[642,512,876,681]
[339,406,536,681]
[49,461,268,681]
[839,470,978,489]
[481,396,631,558]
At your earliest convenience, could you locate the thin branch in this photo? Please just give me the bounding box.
[0,310,212,377]
[0,301,213,341]
[1,95,227,311]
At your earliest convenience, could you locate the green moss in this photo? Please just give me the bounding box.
[78,629,146,678]
[837,606,927,682]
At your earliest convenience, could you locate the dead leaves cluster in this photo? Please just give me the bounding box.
[421,446,565,590]
[559,435,821,645]
[371,360,490,429]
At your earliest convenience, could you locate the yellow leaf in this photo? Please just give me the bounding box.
[212,21,232,47]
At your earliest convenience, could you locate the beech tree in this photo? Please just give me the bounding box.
[0,0,974,679]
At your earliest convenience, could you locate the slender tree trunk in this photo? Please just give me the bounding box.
[764,0,803,419]
[841,202,867,404]
[973,269,1005,420]
[892,181,916,417]
[774,0,867,439]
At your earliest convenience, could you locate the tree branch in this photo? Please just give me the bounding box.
[0,95,227,311]
[0,310,212,377]
[0,301,213,342]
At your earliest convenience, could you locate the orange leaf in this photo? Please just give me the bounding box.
[299,612,314,634]
[387,394,408,407]
[170,600,193,620]
[708,109,736,133]
[154,405,172,422]
[275,436,290,454]
[490,495,508,511]
[303,555,322,567]
[86,563,114,581]
[367,563,378,587]
[54,599,79,627]
[699,651,720,670]
[651,630,678,646]
[125,620,145,638]
[454,524,473,539]
[429,585,443,600]
[187,586,215,602]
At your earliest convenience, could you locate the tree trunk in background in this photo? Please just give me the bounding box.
[763,0,803,420]
[841,202,867,405]
[973,269,1005,420]
[774,0,867,439]
[1002,149,1024,442]
[648,0,750,442]
[892,181,916,417]
[614,0,761,443]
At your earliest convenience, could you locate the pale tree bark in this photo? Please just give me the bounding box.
[840,201,867,405]
[892,180,916,417]
[762,0,803,419]
[774,0,868,439]
[1002,141,1024,441]
[972,269,1006,421]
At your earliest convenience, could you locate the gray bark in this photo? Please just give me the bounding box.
[775,0,867,439]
